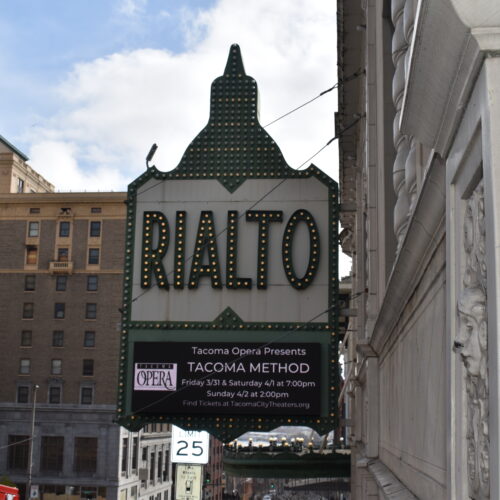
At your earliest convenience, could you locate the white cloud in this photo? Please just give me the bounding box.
[26,0,350,274]
[30,140,125,192]
[27,0,339,192]
[158,10,171,19]
[117,0,148,17]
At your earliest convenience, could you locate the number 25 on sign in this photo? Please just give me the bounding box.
[171,425,210,464]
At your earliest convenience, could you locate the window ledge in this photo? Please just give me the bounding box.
[49,261,74,275]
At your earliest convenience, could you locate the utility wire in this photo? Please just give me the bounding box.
[134,68,364,200]
[129,303,337,416]
[130,116,362,304]
[125,118,365,415]
[263,88,334,128]
[0,436,34,450]
[263,69,364,128]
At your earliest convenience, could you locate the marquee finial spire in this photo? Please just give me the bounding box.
[166,43,295,192]
[224,43,246,76]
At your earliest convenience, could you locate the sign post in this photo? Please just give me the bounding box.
[117,44,339,440]
[175,464,203,500]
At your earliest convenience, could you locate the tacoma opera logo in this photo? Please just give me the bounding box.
[134,363,177,391]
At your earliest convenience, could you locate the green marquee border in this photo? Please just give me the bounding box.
[116,44,339,442]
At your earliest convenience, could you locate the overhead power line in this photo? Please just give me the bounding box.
[130,115,363,304]
[263,69,364,128]
[129,302,337,416]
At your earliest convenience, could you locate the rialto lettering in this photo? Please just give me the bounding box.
[140,209,320,290]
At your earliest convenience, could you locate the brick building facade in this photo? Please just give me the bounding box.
[0,140,173,500]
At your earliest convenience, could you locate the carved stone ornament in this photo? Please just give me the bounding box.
[392,0,410,250]
[392,0,418,253]
[457,180,489,499]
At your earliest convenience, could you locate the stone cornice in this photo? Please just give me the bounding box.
[400,0,500,156]
[0,192,126,203]
[367,459,418,499]
[370,154,445,355]
[356,338,377,359]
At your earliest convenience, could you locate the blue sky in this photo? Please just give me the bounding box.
[0,0,338,193]
[1,0,206,139]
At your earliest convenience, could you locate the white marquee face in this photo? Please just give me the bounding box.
[131,177,330,324]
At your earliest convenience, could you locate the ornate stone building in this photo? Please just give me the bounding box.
[337,0,500,498]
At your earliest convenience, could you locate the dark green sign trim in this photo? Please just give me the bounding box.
[117,44,339,442]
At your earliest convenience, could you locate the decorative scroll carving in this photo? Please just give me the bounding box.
[392,0,419,253]
[457,180,489,499]
[403,0,418,215]
[392,0,410,250]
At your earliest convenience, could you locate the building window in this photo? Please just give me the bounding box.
[28,221,39,237]
[17,386,30,403]
[121,437,129,474]
[24,275,36,291]
[56,276,67,291]
[74,437,97,473]
[21,330,32,347]
[87,275,98,291]
[8,435,29,469]
[57,247,69,262]
[163,449,169,481]
[132,437,138,471]
[84,331,96,347]
[142,446,148,461]
[150,451,155,481]
[88,248,100,265]
[22,302,34,319]
[59,221,70,237]
[26,245,38,265]
[82,359,94,376]
[40,436,64,472]
[80,386,94,404]
[85,303,97,319]
[157,448,163,480]
[30,208,40,214]
[90,221,101,238]
[19,359,30,374]
[48,386,61,404]
[51,359,62,375]
[52,330,64,347]
[17,178,25,193]
[91,207,101,214]
[54,303,65,319]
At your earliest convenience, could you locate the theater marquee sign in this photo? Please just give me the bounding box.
[117,45,339,440]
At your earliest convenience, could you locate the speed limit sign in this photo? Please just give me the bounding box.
[171,425,210,464]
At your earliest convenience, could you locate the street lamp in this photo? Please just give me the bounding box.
[26,384,39,500]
